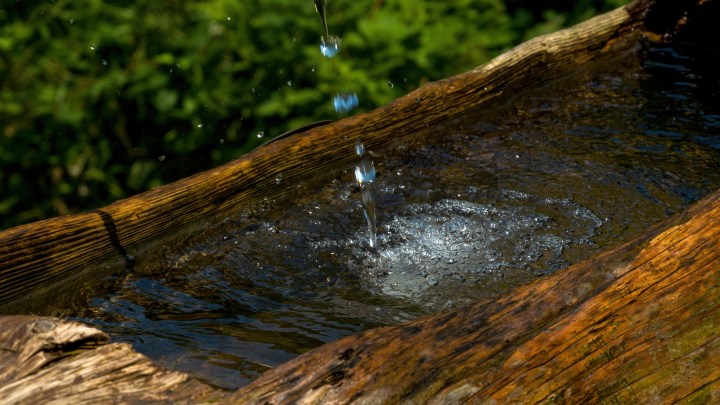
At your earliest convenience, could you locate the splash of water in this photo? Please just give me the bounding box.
[355,140,378,250]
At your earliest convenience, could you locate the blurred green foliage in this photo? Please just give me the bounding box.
[0,0,627,230]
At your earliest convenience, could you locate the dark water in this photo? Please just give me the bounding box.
[72,44,720,390]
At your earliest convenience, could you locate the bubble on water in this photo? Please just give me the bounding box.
[257,131,265,139]
[320,35,341,58]
[333,92,359,113]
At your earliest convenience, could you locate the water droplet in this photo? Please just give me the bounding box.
[355,140,378,251]
[257,131,265,139]
[90,44,95,51]
[158,155,166,162]
[102,59,107,66]
[197,123,203,128]
[287,80,292,86]
[320,35,341,58]
[355,140,365,157]
[355,159,376,184]
[227,17,231,21]
[69,19,74,24]
[275,174,282,185]
[388,80,394,88]
[333,92,359,113]
[311,67,316,72]
[219,138,225,144]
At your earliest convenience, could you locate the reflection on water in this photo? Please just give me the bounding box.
[72,45,720,390]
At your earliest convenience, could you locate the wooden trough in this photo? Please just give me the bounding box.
[2,0,719,402]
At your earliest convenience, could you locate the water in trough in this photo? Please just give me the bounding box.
[71,44,720,389]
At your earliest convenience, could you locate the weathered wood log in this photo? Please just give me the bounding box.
[2,0,717,403]
[0,316,225,404]
[2,187,719,404]
[0,0,652,313]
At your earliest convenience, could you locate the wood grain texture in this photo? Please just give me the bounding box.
[0,1,649,314]
[0,316,225,404]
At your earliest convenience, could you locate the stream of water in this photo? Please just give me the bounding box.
[70,44,720,390]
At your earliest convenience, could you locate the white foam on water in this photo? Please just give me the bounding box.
[340,195,602,306]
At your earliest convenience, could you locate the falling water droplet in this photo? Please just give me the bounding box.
[355,140,378,250]
[355,141,365,157]
[320,35,341,58]
[388,80,394,88]
[333,92,359,113]
[257,131,265,139]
